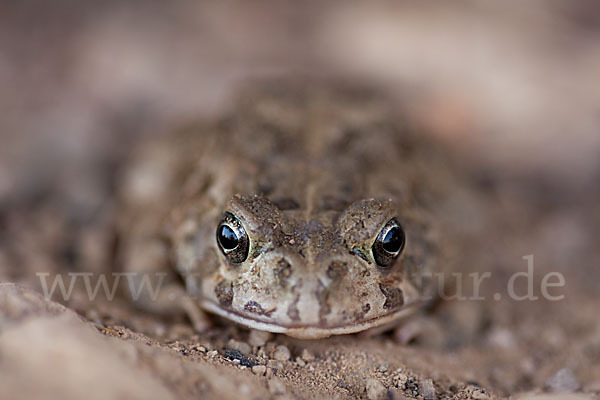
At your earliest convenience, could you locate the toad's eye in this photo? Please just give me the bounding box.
[372,218,406,267]
[216,212,249,264]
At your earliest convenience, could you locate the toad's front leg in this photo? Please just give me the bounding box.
[118,225,211,332]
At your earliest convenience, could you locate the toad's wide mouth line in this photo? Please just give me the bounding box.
[199,299,421,339]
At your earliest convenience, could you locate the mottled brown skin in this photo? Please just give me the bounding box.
[119,83,454,338]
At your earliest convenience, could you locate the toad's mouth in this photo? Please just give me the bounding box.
[199,299,421,339]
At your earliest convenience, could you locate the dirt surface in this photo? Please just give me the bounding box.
[1,2,600,399]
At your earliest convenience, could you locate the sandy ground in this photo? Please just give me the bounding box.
[1,2,600,399]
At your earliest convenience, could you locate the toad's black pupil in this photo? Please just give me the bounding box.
[218,225,239,250]
[382,227,403,253]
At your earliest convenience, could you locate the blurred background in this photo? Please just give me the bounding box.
[2,0,600,199]
[2,0,600,285]
[1,0,599,288]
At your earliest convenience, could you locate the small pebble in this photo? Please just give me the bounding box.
[545,368,580,393]
[252,365,267,376]
[248,330,272,347]
[227,339,251,355]
[200,342,212,351]
[511,393,592,400]
[301,349,315,362]
[419,379,437,400]
[392,371,408,390]
[366,378,387,400]
[487,328,516,349]
[268,378,287,395]
[152,324,167,337]
[195,346,207,353]
[207,350,218,357]
[295,357,306,367]
[471,389,490,400]
[267,360,284,370]
[272,345,291,361]
[387,388,410,400]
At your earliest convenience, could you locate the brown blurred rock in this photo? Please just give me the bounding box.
[0,283,272,400]
[0,284,175,400]
[0,282,78,328]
